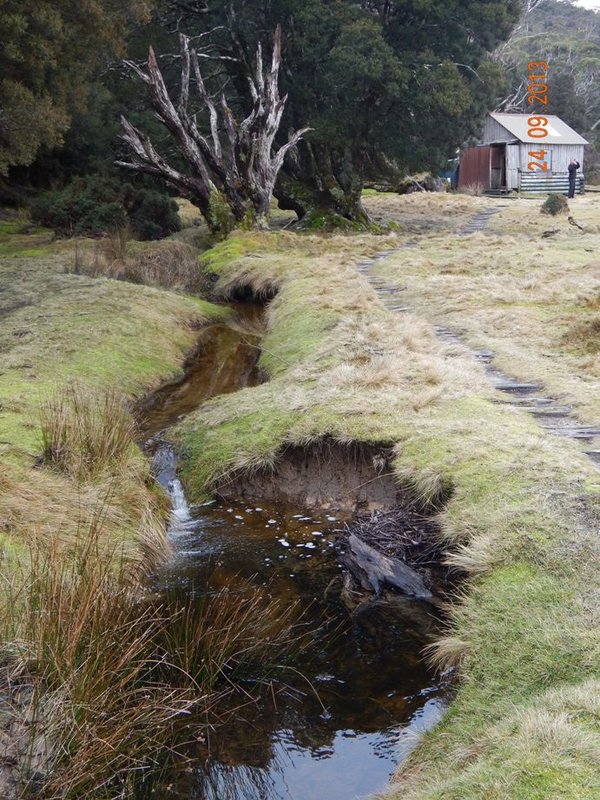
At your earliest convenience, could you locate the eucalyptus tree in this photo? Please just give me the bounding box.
[147,0,521,226]
[118,26,309,233]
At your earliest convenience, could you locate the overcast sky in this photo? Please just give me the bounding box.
[572,0,600,9]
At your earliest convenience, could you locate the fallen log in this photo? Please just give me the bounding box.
[346,533,433,601]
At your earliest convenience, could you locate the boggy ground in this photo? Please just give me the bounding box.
[174,192,600,800]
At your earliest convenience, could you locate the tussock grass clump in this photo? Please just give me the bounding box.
[0,514,301,799]
[457,182,484,196]
[99,224,131,263]
[69,238,202,292]
[40,384,136,481]
[561,315,600,354]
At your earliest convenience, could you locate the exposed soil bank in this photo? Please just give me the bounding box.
[215,438,404,511]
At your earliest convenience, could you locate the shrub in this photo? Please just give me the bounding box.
[125,186,181,240]
[39,384,136,480]
[31,176,181,240]
[31,176,127,236]
[541,193,569,216]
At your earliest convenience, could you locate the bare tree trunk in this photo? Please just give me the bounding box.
[117,26,309,236]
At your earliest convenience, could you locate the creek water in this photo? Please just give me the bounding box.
[139,305,445,800]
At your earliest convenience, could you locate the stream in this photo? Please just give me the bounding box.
[138,305,445,800]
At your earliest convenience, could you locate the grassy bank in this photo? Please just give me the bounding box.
[174,197,600,799]
[0,219,215,793]
[0,218,225,567]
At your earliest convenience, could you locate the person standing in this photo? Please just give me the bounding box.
[568,158,580,199]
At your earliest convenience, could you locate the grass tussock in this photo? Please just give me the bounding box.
[70,236,203,293]
[561,315,600,355]
[40,384,136,481]
[457,182,485,197]
[0,512,301,799]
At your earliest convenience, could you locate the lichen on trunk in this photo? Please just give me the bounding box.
[275,141,373,230]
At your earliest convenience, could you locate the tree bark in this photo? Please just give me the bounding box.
[275,141,372,229]
[117,26,309,236]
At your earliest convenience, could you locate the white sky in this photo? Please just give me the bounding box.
[572,0,600,9]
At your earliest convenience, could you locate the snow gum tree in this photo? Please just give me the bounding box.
[118,26,309,235]
[149,0,522,227]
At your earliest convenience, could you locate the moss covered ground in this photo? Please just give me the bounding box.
[173,192,600,800]
[0,217,224,565]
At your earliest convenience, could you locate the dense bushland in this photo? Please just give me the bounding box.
[30,178,181,240]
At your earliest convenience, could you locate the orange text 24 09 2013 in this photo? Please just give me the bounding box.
[526,61,549,173]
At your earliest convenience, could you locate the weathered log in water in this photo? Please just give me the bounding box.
[345,533,433,601]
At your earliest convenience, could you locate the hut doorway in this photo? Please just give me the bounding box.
[490,144,506,189]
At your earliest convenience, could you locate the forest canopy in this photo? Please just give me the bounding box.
[3,0,599,229]
[0,0,151,175]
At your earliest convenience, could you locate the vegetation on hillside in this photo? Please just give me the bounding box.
[0,218,305,797]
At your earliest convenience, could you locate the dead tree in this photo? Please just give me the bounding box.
[117,25,310,234]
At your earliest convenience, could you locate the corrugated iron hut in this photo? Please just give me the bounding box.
[458,112,588,194]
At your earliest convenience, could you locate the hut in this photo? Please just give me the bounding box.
[458,112,588,194]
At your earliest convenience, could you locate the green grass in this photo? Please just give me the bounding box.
[174,218,600,800]
[0,225,225,568]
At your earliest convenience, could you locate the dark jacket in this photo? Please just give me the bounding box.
[568,160,580,176]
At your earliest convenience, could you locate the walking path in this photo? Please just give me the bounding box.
[356,210,600,468]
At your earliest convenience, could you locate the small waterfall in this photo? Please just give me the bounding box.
[151,440,195,540]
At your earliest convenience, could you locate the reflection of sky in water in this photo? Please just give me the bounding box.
[200,699,446,800]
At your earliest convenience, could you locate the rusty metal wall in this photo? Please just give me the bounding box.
[458,146,491,189]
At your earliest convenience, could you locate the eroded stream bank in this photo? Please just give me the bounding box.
[137,300,448,800]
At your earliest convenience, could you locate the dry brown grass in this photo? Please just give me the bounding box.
[369,195,600,421]
[40,384,136,481]
[69,238,202,292]
[561,315,600,355]
[424,634,470,672]
[70,237,202,293]
[362,190,491,231]
[0,513,301,799]
[175,198,202,227]
[457,182,485,196]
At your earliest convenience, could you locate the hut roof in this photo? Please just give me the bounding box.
[488,113,588,145]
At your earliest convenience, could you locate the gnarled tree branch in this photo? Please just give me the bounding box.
[118,25,310,234]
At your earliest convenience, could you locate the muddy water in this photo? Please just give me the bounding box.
[140,304,444,800]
